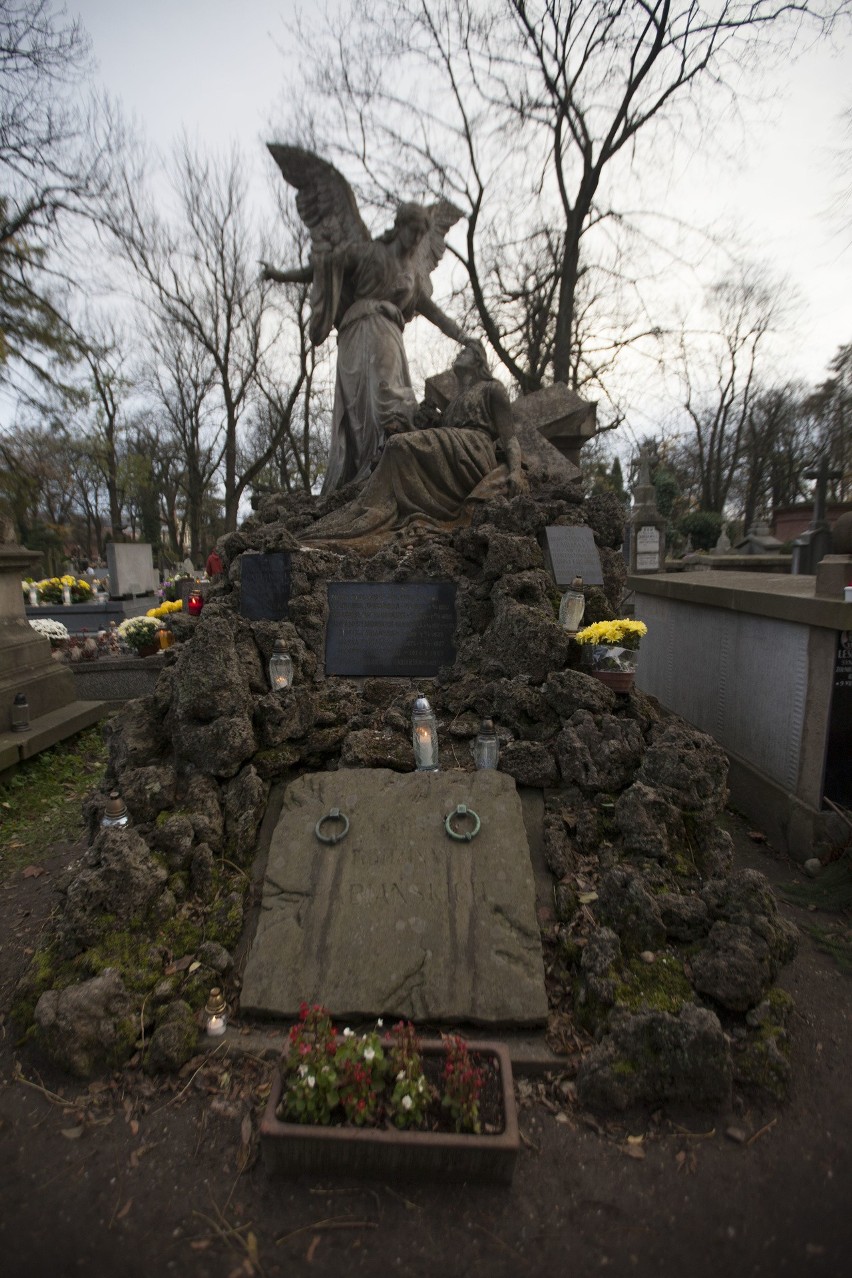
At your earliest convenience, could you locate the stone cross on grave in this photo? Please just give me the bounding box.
[804,454,842,529]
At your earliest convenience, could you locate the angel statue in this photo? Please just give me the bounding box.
[262,144,472,495]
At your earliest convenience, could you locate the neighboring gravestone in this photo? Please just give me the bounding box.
[240,768,548,1025]
[106,543,158,597]
[325,581,456,677]
[239,552,292,621]
[541,525,603,587]
[824,631,852,807]
[629,446,666,574]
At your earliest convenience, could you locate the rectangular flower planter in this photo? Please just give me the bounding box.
[260,1039,519,1184]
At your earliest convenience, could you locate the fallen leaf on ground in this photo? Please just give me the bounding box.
[190,1240,211,1252]
[22,865,46,878]
[61,1126,84,1140]
[116,1199,132,1221]
[747,831,767,843]
[129,1119,139,1136]
[622,1143,645,1160]
[627,1134,644,1145]
[578,891,598,904]
[725,1127,748,1144]
[306,1235,321,1263]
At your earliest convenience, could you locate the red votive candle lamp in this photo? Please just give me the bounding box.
[187,590,204,617]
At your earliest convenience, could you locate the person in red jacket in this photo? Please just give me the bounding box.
[205,549,224,578]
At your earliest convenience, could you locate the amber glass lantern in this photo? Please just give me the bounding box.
[204,987,228,1037]
[101,790,129,829]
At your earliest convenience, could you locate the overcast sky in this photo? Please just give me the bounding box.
[71,0,852,398]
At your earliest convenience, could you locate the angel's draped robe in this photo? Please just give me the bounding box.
[316,239,423,495]
[304,378,510,545]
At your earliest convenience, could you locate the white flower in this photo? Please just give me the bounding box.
[298,1064,308,1078]
[306,1075,316,1088]
[401,1095,413,1111]
[343,1027,354,1038]
[363,1046,375,1063]
[417,1078,425,1092]
[29,617,69,641]
[376,1018,383,1027]
[397,1070,405,1082]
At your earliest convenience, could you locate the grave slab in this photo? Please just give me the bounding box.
[240,768,548,1027]
[542,525,604,587]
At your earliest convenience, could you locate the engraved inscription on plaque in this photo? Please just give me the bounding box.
[542,525,603,587]
[824,631,852,807]
[325,582,456,677]
[636,525,661,572]
[239,552,292,621]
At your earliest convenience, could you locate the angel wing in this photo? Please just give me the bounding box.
[266,144,371,253]
[412,199,464,299]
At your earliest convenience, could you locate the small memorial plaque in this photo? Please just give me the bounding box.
[326,582,456,677]
[240,552,292,621]
[636,525,662,572]
[824,631,852,807]
[542,525,603,587]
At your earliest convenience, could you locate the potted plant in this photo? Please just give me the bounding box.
[28,617,70,650]
[117,615,162,657]
[574,618,647,692]
[259,1006,519,1183]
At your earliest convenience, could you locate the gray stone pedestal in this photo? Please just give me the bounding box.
[0,543,108,773]
[240,768,548,1027]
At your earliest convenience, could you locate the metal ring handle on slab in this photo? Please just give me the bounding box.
[445,804,481,842]
[315,808,350,844]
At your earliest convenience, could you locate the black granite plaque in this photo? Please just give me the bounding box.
[239,552,292,621]
[325,582,456,677]
[824,631,852,807]
[542,525,603,587]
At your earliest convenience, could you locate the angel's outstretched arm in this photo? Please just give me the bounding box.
[416,295,468,344]
[261,262,314,285]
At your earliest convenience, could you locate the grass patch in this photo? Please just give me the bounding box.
[780,858,852,911]
[0,726,108,878]
[801,922,852,975]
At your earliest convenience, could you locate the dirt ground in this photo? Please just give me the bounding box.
[1,809,850,1278]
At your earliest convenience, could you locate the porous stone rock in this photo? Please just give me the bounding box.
[576,1004,732,1111]
[190,844,215,897]
[635,720,728,820]
[196,941,233,975]
[224,765,268,863]
[543,668,616,718]
[254,687,316,748]
[596,865,666,954]
[556,711,643,793]
[542,811,578,879]
[152,813,195,868]
[171,616,251,723]
[104,697,167,772]
[340,728,413,771]
[34,969,137,1078]
[658,892,711,942]
[701,869,798,967]
[119,764,177,824]
[576,927,622,1020]
[172,712,257,779]
[181,772,224,851]
[499,740,558,787]
[59,828,168,954]
[690,921,776,1012]
[615,781,682,861]
[144,999,199,1073]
